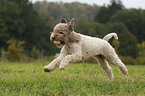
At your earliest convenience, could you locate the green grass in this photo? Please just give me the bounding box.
[0,62,145,96]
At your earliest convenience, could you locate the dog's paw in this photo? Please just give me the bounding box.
[59,65,66,70]
[43,66,53,72]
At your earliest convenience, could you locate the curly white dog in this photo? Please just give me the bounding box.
[44,18,128,81]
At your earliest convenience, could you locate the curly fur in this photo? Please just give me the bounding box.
[44,18,128,81]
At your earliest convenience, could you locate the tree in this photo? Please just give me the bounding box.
[0,1,9,48]
[75,15,95,36]
[90,22,109,38]
[30,46,40,59]
[33,1,99,23]
[94,6,109,23]
[137,41,145,57]
[112,39,120,54]
[109,0,124,14]
[0,18,8,48]
[110,9,145,43]
[106,22,138,58]
[0,0,53,54]
[95,0,124,23]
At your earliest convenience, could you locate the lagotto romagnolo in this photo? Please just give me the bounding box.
[44,18,128,81]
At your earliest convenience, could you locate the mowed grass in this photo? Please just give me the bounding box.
[0,62,145,96]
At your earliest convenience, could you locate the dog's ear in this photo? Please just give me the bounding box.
[68,18,75,31]
[60,18,67,23]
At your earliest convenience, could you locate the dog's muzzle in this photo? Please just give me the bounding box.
[53,40,65,48]
[50,33,65,48]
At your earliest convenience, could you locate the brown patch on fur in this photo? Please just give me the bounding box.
[68,32,81,43]
[50,18,81,48]
[68,18,75,31]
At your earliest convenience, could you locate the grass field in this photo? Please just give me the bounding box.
[0,62,145,96]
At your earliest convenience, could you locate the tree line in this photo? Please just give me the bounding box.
[0,0,145,62]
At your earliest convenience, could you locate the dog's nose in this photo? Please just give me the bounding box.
[51,37,55,41]
[52,37,55,40]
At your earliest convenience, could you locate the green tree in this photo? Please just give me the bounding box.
[94,6,109,23]
[0,0,53,55]
[95,0,124,23]
[30,46,40,59]
[75,15,95,36]
[110,9,145,43]
[137,41,145,57]
[90,22,109,38]
[109,0,124,14]
[0,1,9,48]
[33,1,99,23]
[0,18,8,48]
[107,22,138,58]
[112,39,120,54]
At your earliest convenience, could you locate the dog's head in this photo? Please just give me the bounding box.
[50,18,79,48]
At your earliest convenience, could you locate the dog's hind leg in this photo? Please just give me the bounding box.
[104,53,128,75]
[95,55,114,81]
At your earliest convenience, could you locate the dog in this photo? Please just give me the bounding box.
[43,18,128,80]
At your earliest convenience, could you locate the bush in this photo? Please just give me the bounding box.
[137,41,145,57]
[81,56,145,65]
[136,57,145,65]
[30,46,41,59]
[120,56,145,65]
[120,56,136,65]
[6,39,25,61]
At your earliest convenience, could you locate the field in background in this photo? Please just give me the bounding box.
[0,62,145,96]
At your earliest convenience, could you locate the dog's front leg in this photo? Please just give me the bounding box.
[43,54,64,72]
[59,54,82,69]
[44,47,67,72]
[59,45,82,69]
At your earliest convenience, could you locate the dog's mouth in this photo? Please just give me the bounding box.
[53,40,65,48]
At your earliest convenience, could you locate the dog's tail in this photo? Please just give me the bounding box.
[103,33,118,41]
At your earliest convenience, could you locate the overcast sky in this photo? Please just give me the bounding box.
[30,0,145,9]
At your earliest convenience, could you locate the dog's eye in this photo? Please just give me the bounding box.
[59,31,64,34]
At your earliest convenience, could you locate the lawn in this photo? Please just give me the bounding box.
[0,62,145,96]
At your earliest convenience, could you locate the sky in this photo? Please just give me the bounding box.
[30,0,145,9]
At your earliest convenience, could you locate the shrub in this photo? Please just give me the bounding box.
[120,56,136,65]
[136,57,145,65]
[120,56,145,65]
[6,39,25,61]
[137,41,145,57]
[30,46,41,59]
